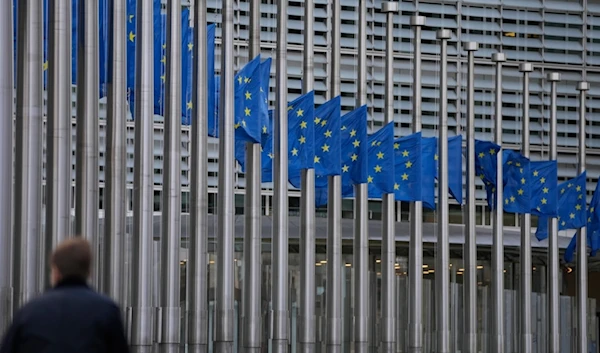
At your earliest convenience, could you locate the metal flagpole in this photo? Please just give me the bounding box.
[189,0,209,350]
[130,0,155,350]
[408,15,425,353]
[0,0,14,333]
[491,52,506,353]
[75,0,100,287]
[518,62,533,353]
[45,0,73,288]
[463,41,478,353]
[576,81,589,353]
[299,0,316,351]
[242,0,263,350]
[436,29,452,353]
[14,0,43,309]
[216,0,236,350]
[326,0,342,352]
[272,0,290,351]
[160,0,182,351]
[354,1,369,352]
[547,72,561,353]
[104,0,127,308]
[381,3,398,353]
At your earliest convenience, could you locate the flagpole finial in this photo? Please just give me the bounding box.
[463,41,478,51]
[381,1,399,12]
[410,15,426,26]
[436,29,452,40]
[577,81,590,91]
[491,52,506,62]
[547,72,561,82]
[519,62,533,72]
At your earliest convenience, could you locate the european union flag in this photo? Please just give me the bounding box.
[99,0,108,96]
[503,150,531,214]
[536,172,587,241]
[588,181,600,255]
[126,0,136,96]
[366,122,395,196]
[530,160,558,217]
[260,111,274,183]
[234,55,269,144]
[288,92,315,180]
[421,136,437,209]
[153,11,166,115]
[340,105,368,197]
[448,135,463,204]
[312,96,342,183]
[182,8,194,125]
[475,140,501,208]
[393,132,424,202]
[207,24,217,136]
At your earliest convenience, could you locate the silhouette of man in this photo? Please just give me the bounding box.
[0,238,129,353]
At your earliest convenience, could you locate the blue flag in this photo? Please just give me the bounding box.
[234,55,269,144]
[448,135,464,204]
[393,132,424,202]
[367,122,395,196]
[502,150,531,214]
[99,0,108,96]
[340,105,369,198]
[565,180,599,263]
[153,11,166,115]
[181,9,194,125]
[308,97,342,186]
[530,160,558,217]
[474,140,501,208]
[421,136,437,209]
[288,92,316,183]
[207,24,217,136]
[536,172,587,241]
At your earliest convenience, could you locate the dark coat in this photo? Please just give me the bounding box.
[0,277,129,353]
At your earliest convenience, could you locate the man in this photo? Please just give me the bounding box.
[0,238,129,353]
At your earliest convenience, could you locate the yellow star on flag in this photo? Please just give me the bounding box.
[186,101,192,110]
[238,76,243,85]
[321,120,327,127]
[314,156,321,163]
[489,149,496,155]
[377,151,384,159]
[576,204,582,211]
[341,125,347,130]
[543,187,549,194]
[541,198,547,204]
[296,109,304,117]
[352,139,360,148]
[43,61,48,71]
[367,176,373,183]
[405,161,412,168]
[188,42,193,51]
[576,185,582,192]
[521,178,526,184]
[321,144,330,152]
[350,129,356,137]
[402,150,409,157]
[129,31,136,42]
[570,213,576,219]
[300,121,307,129]
[478,152,485,158]
[394,183,400,190]
[314,117,321,124]
[244,77,250,83]
[374,165,382,173]
[244,107,251,116]
[245,91,252,100]
[268,152,274,159]
[402,173,409,181]
[394,143,399,150]
[533,170,539,177]
[324,130,332,138]
[540,177,546,184]
[351,154,358,162]
[298,136,306,144]
[342,165,349,172]
[262,125,267,134]
[291,148,299,156]
[518,189,524,195]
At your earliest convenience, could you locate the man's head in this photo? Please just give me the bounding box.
[50,238,92,287]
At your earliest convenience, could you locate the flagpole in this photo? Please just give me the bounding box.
[272,0,290,351]
[189,0,209,350]
[215,0,236,350]
[463,41,478,353]
[243,0,263,351]
[13,0,43,310]
[547,72,561,353]
[160,0,182,351]
[299,0,316,350]
[436,28,452,353]
[518,62,534,353]
[75,0,100,287]
[354,1,369,352]
[576,80,589,353]
[408,15,425,353]
[0,0,14,333]
[326,0,342,352]
[491,52,506,353]
[45,0,73,288]
[130,0,155,350]
[381,3,398,353]
[104,0,127,307]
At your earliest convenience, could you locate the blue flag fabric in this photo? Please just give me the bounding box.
[207,24,217,136]
[366,122,395,196]
[99,0,108,96]
[448,135,464,204]
[339,105,369,197]
[234,55,269,144]
[153,11,166,115]
[181,9,194,125]
[288,92,316,183]
[474,140,501,208]
[421,136,437,209]
[307,97,342,187]
[536,172,587,241]
[530,160,558,217]
[502,150,531,214]
[126,0,136,114]
[260,111,274,183]
[565,180,600,262]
